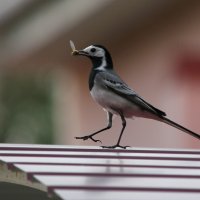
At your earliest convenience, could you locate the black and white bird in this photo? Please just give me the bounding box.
[70,41,200,149]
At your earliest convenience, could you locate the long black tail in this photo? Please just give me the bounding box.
[162,117,200,140]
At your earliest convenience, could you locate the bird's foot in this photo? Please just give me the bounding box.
[101,144,130,149]
[75,135,102,143]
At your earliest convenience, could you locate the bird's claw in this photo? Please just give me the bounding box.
[75,135,102,143]
[101,144,130,149]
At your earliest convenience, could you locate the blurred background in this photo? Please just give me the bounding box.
[0,0,200,149]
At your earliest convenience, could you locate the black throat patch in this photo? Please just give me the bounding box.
[91,57,104,69]
[89,69,99,91]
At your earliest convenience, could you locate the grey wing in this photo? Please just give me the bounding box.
[96,71,166,117]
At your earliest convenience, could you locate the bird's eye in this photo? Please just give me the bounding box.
[90,48,96,53]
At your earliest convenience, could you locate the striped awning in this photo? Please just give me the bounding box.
[0,144,200,200]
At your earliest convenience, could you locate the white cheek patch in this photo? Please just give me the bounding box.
[94,49,105,57]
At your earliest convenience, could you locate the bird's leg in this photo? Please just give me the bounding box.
[75,112,113,143]
[102,113,130,149]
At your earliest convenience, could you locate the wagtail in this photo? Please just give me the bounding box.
[70,41,200,149]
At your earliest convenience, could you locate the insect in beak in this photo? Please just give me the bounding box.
[69,40,79,55]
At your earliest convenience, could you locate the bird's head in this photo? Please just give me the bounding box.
[71,43,113,70]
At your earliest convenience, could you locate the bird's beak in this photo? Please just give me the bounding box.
[72,50,89,56]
